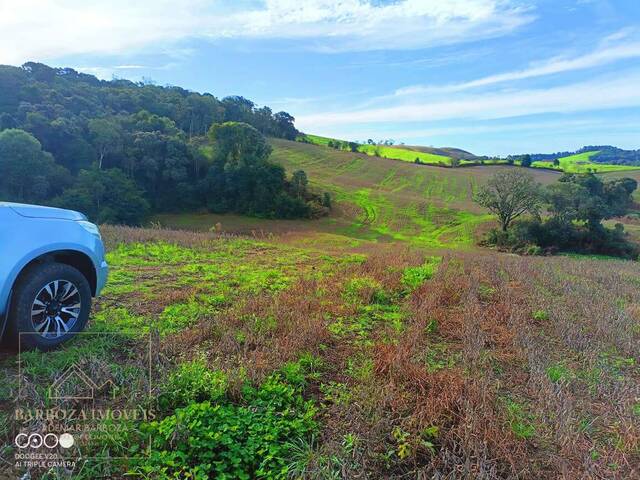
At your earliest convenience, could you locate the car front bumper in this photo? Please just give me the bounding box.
[96,260,109,296]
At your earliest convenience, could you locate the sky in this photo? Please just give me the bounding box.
[1,0,639,155]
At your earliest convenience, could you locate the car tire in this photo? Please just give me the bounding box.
[9,262,92,351]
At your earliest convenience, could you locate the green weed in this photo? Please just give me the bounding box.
[424,342,459,373]
[320,381,352,406]
[139,373,317,479]
[546,362,572,383]
[401,257,440,292]
[532,310,549,321]
[158,357,228,412]
[503,397,536,440]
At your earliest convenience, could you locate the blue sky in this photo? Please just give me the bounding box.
[2,0,640,155]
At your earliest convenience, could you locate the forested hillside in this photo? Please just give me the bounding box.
[0,62,327,223]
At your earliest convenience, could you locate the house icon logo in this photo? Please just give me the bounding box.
[49,364,116,401]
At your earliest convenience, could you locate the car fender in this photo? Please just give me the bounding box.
[0,242,99,338]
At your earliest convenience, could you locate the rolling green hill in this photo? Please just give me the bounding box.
[300,134,640,173]
[532,150,640,173]
[164,138,562,249]
[357,143,453,166]
[300,133,454,166]
[400,144,478,160]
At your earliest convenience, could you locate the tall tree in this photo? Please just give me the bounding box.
[54,168,149,224]
[291,170,308,197]
[0,129,69,203]
[474,170,542,231]
[88,118,123,169]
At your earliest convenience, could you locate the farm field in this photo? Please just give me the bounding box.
[3,5,640,478]
[532,150,640,173]
[2,138,639,480]
[2,225,638,479]
[171,139,640,247]
[299,134,515,167]
[300,134,640,173]
[171,138,560,250]
[300,134,454,166]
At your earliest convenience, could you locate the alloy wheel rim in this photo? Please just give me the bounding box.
[30,280,82,339]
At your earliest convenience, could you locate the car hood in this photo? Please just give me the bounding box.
[1,202,87,221]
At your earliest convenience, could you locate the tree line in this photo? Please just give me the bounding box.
[475,170,639,259]
[0,62,328,223]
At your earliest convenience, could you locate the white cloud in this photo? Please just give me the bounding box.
[317,118,624,142]
[295,71,640,128]
[394,35,640,96]
[223,0,533,52]
[0,0,533,65]
[0,0,207,65]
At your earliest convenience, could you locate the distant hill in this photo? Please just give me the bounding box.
[527,145,640,166]
[269,138,555,247]
[393,145,478,161]
[301,134,640,173]
[297,134,508,167]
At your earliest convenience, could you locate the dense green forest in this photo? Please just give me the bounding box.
[0,62,328,223]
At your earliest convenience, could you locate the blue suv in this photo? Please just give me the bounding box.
[0,202,108,350]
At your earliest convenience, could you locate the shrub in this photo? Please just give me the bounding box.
[532,310,549,322]
[158,358,227,412]
[546,363,571,383]
[401,257,440,292]
[140,374,317,479]
[483,219,639,259]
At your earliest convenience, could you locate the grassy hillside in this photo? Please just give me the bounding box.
[301,134,640,173]
[301,133,454,166]
[301,134,477,162]
[169,139,640,249]
[357,143,453,166]
[401,144,478,160]
[532,150,640,173]
[173,138,560,249]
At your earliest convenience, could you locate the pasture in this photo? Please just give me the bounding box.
[162,139,560,250]
[2,138,639,480]
[532,150,640,173]
[2,225,638,479]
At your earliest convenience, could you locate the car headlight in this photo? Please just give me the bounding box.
[77,220,101,238]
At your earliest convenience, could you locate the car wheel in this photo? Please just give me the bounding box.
[9,262,92,351]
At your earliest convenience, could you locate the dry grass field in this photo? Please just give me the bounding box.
[1,140,639,479]
[1,224,638,479]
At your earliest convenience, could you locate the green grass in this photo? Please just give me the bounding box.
[299,133,337,147]
[3,221,638,478]
[302,134,639,174]
[299,133,453,166]
[191,138,595,250]
[187,137,572,250]
[532,151,640,173]
[357,143,452,166]
[266,138,543,248]
[188,137,640,252]
[300,134,517,168]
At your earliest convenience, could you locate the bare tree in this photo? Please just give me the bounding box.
[474,170,542,231]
